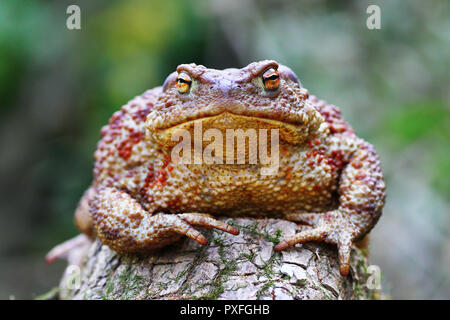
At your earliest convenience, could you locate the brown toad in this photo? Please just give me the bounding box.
[47,60,385,276]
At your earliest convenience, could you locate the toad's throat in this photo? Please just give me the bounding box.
[147,112,310,146]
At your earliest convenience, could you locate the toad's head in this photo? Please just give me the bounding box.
[146,60,324,152]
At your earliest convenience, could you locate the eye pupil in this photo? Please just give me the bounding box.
[262,68,280,90]
[176,72,192,93]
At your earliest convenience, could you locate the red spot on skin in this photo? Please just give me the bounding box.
[130,130,144,143]
[150,168,169,190]
[144,173,154,183]
[133,106,153,122]
[117,129,144,160]
[141,162,172,194]
[355,173,367,180]
[329,125,337,134]
[327,150,345,171]
[140,165,156,200]
[318,105,353,135]
[109,112,123,130]
[118,141,133,160]
[342,202,364,213]
[285,167,293,181]
[162,154,172,169]
[352,161,363,169]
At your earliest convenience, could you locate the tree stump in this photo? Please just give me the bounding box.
[58,218,377,300]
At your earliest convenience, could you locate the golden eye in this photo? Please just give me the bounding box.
[176,72,192,93]
[262,68,280,91]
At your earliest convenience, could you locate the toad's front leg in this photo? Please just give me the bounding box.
[275,136,386,276]
[91,187,239,253]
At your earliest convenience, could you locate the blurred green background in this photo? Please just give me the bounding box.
[0,0,448,299]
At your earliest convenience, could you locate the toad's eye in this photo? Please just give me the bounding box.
[262,68,280,91]
[176,72,192,93]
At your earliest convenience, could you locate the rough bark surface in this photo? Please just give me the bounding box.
[58,218,376,300]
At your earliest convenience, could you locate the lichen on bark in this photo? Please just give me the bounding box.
[58,218,378,300]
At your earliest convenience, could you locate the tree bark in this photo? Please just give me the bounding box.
[58,218,377,300]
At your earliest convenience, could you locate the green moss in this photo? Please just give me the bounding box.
[262,253,283,279]
[103,276,116,299]
[229,221,283,244]
[202,283,225,300]
[174,265,189,283]
[241,251,255,262]
[256,281,275,299]
[357,257,368,275]
[210,233,225,247]
[202,242,238,300]
[119,268,146,300]
[280,273,291,281]
[101,266,147,300]
[311,283,334,300]
[182,229,242,300]
[353,283,365,300]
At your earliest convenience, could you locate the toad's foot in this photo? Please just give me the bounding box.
[98,212,239,252]
[274,210,358,276]
[174,213,240,244]
[274,137,385,276]
[92,187,240,252]
[45,234,92,265]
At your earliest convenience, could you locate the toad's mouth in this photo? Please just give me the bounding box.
[146,112,311,147]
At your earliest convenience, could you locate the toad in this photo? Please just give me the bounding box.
[47,61,385,276]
